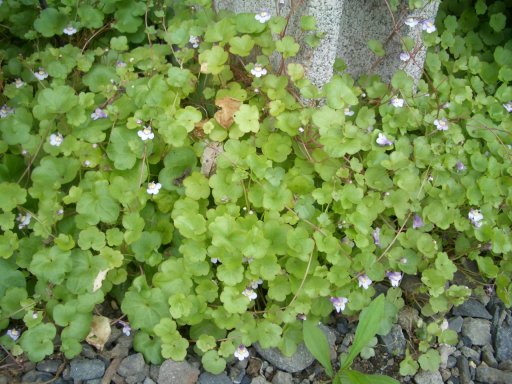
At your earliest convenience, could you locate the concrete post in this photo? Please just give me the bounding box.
[215,0,440,88]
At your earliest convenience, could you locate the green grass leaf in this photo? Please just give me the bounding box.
[303,320,333,377]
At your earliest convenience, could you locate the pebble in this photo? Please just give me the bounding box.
[117,353,147,378]
[494,314,512,362]
[498,359,512,371]
[198,372,232,384]
[482,345,498,368]
[36,359,62,373]
[448,317,464,333]
[452,299,492,319]
[272,371,293,384]
[157,360,199,384]
[457,356,471,384]
[21,370,53,383]
[69,358,105,381]
[440,368,452,381]
[414,370,444,384]
[461,318,491,346]
[143,378,156,384]
[476,364,512,384]
[379,324,406,356]
[439,345,456,369]
[252,376,271,384]
[459,346,481,363]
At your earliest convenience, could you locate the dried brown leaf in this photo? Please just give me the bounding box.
[214,97,241,128]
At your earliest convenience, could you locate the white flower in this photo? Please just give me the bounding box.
[17,212,31,229]
[14,78,25,88]
[422,19,436,33]
[57,209,64,215]
[49,132,64,147]
[137,126,154,141]
[298,127,305,133]
[32,312,38,319]
[147,181,162,195]
[344,107,354,116]
[211,257,219,264]
[468,208,484,228]
[0,104,14,118]
[250,279,263,289]
[63,25,77,35]
[189,35,200,48]
[390,96,404,108]
[404,17,419,28]
[83,160,91,167]
[386,272,403,287]
[234,344,250,361]
[242,288,257,301]
[330,296,348,313]
[251,64,267,78]
[399,52,411,62]
[91,108,108,120]
[376,132,393,146]
[434,117,449,131]
[456,161,466,172]
[116,61,127,68]
[503,102,512,112]
[358,274,372,289]
[6,329,20,341]
[440,319,449,331]
[34,68,48,80]
[255,10,271,23]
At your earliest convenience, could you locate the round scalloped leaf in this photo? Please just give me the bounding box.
[202,350,226,374]
[19,323,56,362]
[0,183,26,212]
[34,8,67,37]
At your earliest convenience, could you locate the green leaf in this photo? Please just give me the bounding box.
[183,172,210,200]
[34,8,66,37]
[399,349,419,376]
[341,294,385,371]
[229,35,255,57]
[110,36,129,51]
[338,370,399,384]
[368,40,386,57]
[303,320,333,377]
[202,350,227,374]
[301,15,317,31]
[106,127,144,170]
[19,323,56,362]
[276,36,300,59]
[233,104,260,134]
[29,247,72,285]
[199,46,229,75]
[121,287,169,332]
[33,86,78,119]
[0,183,26,212]
[418,349,441,372]
[78,227,106,251]
[489,13,506,32]
[324,76,358,109]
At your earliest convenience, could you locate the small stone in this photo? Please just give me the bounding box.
[240,376,252,384]
[498,359,512,371]
[449,317,464,333]
[494,315,512,362]
[21,370,53,383]
[198,372,232,384]
[457,356,471,384]
[272,371,293,384]
[81,344,97,359]
[414,370,444,384]
[158,360,199,384]
[462,318,491,346]
[143,378,156,384]
[447,356,457,369]
[247,358,262,377]
[36,360,62,373]
[0,375,9,384]
[254,325,336,373]
[252,376,271,384]
[84,379,102,384]
[439,345,456,369]
[440,368,452,381]
[150,364,160,381]
[482,345,498,368]
[118,353,147,378]
[379,324,406,356]
[336,318,349,334]
[453,299,492,319]
[460,346,481,363]
[69,358,105,381]
[476,365,512,384]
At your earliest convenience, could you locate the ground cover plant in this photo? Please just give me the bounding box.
[0,0,511,380]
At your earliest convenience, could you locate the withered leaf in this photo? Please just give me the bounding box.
[214,97,241,128]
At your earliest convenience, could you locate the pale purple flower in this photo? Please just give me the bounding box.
[456,161,466,172]
[83,160,91,167]
[211,257,219,264]
[234,344,250,361]
[17,212,31,229]
[34,68,48,80]
[422,19,436,33]
[255,10,271,23]
[434,117,449,131]
[116,61,127,68]
[137,126,154,141]
[330,296,348,313]
[372,227,381,247]
[189,35,200,48]
[63,25,77,35]
[250,279,263,289]
[404,17,419,28]
[390,96,404,108]
[0,104,14,118]
[296,313,307,320]
[468,208,484,228]
[358,274,372,290]
[6,329,20,341]
[400,257,408,264]
[242,288,257,301]
[251,64,267,78]
[386,271,403,287]
[344,107,354,116]
[14,78,25,88]
[376,132,393,146]
[49,132,64,147]
[91,108,108,120]
[503,102,512,112]
[399,52,411,62]
[412,214,424,229]
[118,320,131,336]
[147,181,162,195]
